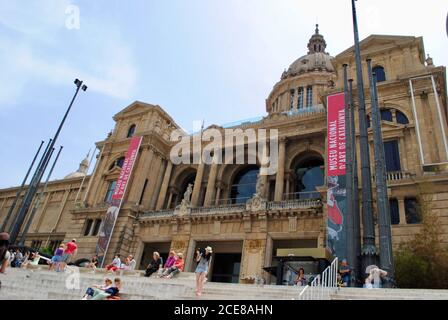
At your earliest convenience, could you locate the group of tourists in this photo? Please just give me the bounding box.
[48,239,78,272]
[141,246,212,296]
[105,254,136,273]
[336,259,389,288]
[82,277,122,300]
[144,250,185,279]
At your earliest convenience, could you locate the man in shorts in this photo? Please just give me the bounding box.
[61,239,78,271]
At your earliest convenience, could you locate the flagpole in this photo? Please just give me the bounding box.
[74,149,94,205]
[349,79,362,285]
[367,59,395,285]
[343,64,355,285]
[1,141,44,231]
[19,146,63,245]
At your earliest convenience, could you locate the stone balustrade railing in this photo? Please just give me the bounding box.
[372,171,413,183]
[282,104,326,118]
[386,171,412,181]
[139,198,322,221]
[190,204,247,215]
[267,199,322,210]
[139,209,175,218]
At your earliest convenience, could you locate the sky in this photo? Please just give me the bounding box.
[0,0,447,189]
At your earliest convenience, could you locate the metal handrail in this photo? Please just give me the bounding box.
[299,257,338,300]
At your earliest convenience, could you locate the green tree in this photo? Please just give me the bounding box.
[394,184,448,289]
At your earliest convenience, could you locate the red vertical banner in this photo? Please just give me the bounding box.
[96,136,143,266]
[326,93,347,260]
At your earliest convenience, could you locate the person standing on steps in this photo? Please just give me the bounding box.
[195,246,212,297]
[61,239,77,271]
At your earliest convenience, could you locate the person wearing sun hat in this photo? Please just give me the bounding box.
[194,246,213,296]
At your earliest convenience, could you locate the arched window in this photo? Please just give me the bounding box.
[380,109,393,122]
[396,110,409,125]
[127,124,136,138]
[294,157,324,199]
[173,173,196,208]
[230,166,259,204]
[373,66,386,83]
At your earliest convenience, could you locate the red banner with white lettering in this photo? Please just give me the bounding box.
[326,93,347,260]
[96,136,142,266]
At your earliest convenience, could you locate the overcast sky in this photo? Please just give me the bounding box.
[0,0,447,188]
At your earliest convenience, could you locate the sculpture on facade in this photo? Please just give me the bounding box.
[175,183,193,216]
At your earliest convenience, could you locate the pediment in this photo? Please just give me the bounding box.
[336,35,424,59]
[113,101,157,121]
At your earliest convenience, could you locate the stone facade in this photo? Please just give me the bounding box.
[1,29,447,284]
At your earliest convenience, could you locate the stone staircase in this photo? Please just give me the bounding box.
[2,268,448,300]
[330,287,448,300]
[0,267,300,300]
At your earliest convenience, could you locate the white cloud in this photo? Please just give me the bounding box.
[0,0,138,106]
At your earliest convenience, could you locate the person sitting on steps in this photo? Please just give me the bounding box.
[144,251,163,277]
[162,252,185,279]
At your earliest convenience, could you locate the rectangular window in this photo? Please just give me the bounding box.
[389,199,400,225]
[297,87,304,109]
[104,180,117,203]
[306,86,313,107]
[83,219,93,236]
[290,90,295,110]
[31,240,42,250]
[49,240,62,252]
[405,198,421,224]
[383,140,401,172]
[92,219,102,236]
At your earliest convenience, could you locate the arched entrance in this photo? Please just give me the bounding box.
[290,154,324,200]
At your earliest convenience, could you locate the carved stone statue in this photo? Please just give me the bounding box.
[183,183,193,203]
[255,174,266,198]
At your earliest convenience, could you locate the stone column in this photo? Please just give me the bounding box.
[149,159,167,210]
[274,138,286,201]
[191,162,205,207]
[292,88,298,110]
[166,191,174,209]
[156,161,173,210]
[399,136,408,171]
[259,140,270,199]
[398,198,406,225]
[204,157,219,207]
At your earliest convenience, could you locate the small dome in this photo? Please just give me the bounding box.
[281,25,334,79]
[64,171,86,179]
[64,151,90,179]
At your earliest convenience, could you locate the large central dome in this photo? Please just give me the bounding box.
[281,24,334,79]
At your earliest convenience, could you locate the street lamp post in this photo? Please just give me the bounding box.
[9,79,87,244]
[350,0,378,271]
[343,64,356,285]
